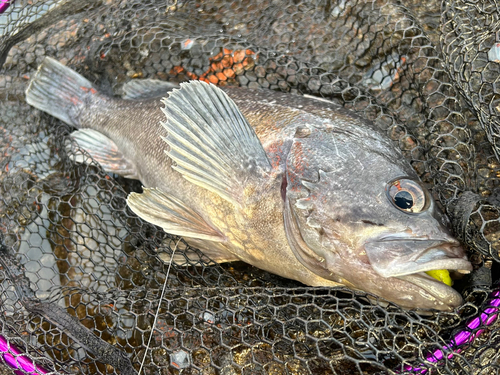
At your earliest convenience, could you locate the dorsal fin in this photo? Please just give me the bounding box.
[122,79,178,100]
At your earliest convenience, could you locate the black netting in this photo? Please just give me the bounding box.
[0,0,500,374]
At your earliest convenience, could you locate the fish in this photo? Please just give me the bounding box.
[25,57,472,311]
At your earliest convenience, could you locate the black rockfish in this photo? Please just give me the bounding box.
[26,57,472,311]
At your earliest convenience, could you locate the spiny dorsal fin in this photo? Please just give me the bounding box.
[160,81,272,207]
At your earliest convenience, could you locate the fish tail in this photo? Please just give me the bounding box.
[25,57,96,128]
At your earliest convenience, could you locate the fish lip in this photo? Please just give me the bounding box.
[364,234,472,279]
[376,232,459,244]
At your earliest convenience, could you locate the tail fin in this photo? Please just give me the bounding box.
[25,57,95,128]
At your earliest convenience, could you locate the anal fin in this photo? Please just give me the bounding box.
[158,239,239,265]
[68,129,138,179]
[127,188,225,242]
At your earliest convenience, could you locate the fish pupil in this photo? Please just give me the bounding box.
[394,190,413,210]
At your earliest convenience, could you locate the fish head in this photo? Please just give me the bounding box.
[283,120,472,311]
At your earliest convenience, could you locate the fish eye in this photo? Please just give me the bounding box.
[386,178,428,214]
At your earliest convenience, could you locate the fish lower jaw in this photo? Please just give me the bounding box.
[396,272,466,310]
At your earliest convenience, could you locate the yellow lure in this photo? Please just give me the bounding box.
[425,269,452,286]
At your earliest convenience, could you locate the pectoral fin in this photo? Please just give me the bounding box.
[160,81,272,207]
[127,187,224,242]
[68,129,138,179]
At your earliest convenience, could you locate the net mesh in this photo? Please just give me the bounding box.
[1,0,500,374]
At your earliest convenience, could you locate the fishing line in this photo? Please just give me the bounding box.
[138,238,181,375]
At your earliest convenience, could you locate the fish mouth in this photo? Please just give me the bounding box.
[363,235,472,308]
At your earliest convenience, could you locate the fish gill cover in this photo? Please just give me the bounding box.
[0,0,499,374]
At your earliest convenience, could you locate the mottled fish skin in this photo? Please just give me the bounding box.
[25,58,472,311]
